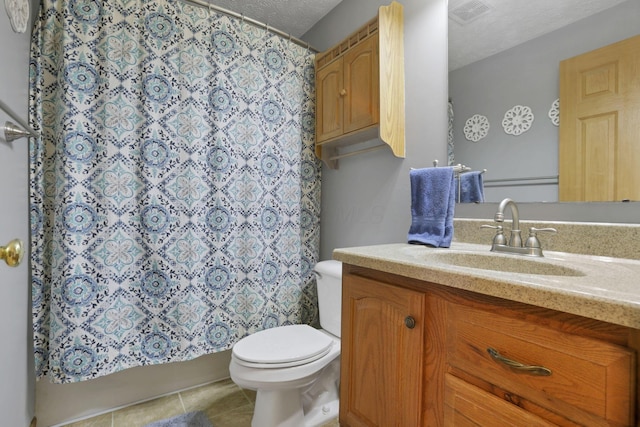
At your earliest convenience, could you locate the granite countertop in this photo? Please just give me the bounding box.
[332,242,640,329]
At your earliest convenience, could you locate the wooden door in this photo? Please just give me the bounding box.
[343,35,379,135]
[559,34,640,201]
[340,273,424,426]
[316,58,344,143]
[0,6,34,427]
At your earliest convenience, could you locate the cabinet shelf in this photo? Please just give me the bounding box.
[314,2,405,169]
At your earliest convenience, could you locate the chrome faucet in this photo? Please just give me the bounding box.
[481,198,556,257]
[495,198,522,247]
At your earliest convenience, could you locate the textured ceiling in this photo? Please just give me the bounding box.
[204,0,342,38]
[448,0,630,70]
[202,0,629,70]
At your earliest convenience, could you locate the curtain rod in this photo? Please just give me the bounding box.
[181,0,319,53]
[0,98,38,139]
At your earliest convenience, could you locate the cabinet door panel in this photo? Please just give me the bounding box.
[340,273,424,427]
[316,58,344,142]
[343,36,379,134]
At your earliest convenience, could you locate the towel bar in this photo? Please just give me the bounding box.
[483,175,558,188]
[483,175,559,184]
[328,143,387,161]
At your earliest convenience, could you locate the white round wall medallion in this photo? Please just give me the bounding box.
[5,0,29,33]
[548,98,559,127]
[463,114,490,142]
[502,105,534,136]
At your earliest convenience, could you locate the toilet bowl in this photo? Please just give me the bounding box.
[229,260,342,427]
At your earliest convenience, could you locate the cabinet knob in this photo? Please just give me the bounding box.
[339,89,347,96]
[404,316,416,329]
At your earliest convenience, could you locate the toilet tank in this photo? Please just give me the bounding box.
[314,260,342,338]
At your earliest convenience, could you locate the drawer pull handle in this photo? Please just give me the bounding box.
[487,348,552,377]
[404,316,416,329]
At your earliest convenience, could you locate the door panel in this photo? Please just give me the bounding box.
[0,4,34,427]
[580,113,616,201]
[343,36,378,134]
[340,273,424,426]
[559,34,640,201]
[316,58,344,143]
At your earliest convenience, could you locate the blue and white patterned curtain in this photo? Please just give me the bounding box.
[29,0,319,383]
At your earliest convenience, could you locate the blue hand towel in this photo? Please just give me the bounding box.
[407,167,455,247]
[455,171,485,203]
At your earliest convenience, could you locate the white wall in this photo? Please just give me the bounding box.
[303,0,449,261]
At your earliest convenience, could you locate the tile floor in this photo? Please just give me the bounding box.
[59,378,339,427]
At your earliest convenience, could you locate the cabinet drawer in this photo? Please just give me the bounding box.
[444,374,556,427]
[446,302,635,425]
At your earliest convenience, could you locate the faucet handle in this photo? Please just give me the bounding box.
[530,227,557,235]
[525,227,557,248]
[480,224,507,245]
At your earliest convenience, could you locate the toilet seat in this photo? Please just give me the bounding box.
[232,324,334,369]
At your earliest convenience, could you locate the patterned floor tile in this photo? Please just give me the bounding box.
[58,379,339,427]
[240,388,256,403]
[61,413,112,427]
[180,379,252,421]
[112,394,184,427]
[208,403,254,427]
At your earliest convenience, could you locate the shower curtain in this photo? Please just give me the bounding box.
[29,0,320,383]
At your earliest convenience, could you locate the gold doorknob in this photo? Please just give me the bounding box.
[339,89,347,96]
[0,239,24,267]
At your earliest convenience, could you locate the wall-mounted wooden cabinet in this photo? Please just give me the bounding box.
[339,265,638,426]
[315,2,405,169]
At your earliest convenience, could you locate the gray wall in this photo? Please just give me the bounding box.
[304,0,449,260]
[449,0,640,203]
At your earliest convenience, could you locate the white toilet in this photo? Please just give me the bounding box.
[229,260,342,427]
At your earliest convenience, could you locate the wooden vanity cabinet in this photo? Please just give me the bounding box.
[339,264,639,426]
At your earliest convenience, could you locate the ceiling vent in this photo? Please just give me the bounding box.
[449,0,492,25]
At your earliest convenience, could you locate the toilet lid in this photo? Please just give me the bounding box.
[232,324,334,368]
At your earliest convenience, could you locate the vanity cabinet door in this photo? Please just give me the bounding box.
[340,272,425,427]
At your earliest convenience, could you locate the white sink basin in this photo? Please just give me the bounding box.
[428,252,585,277]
